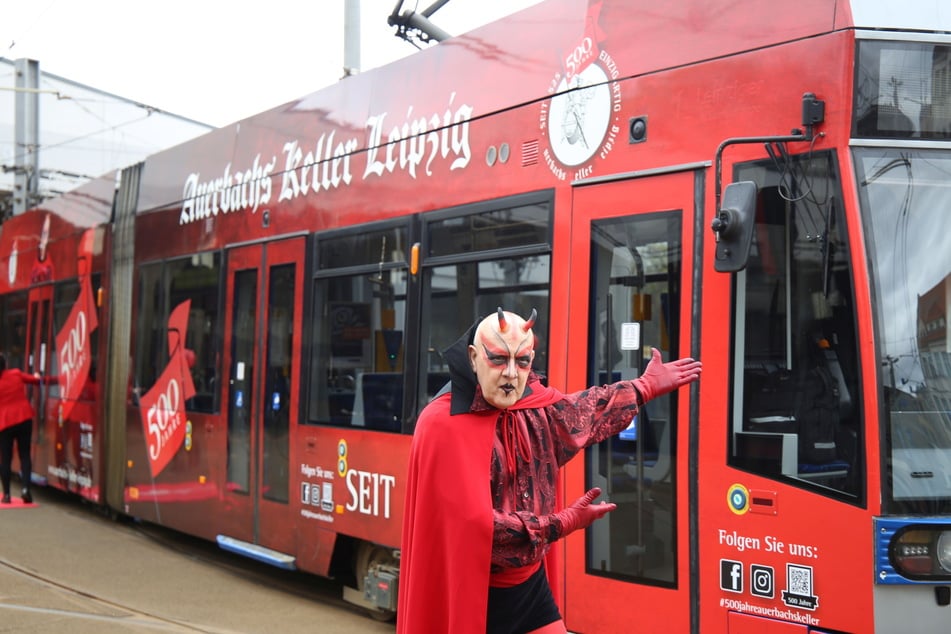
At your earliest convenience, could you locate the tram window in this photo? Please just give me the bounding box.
[136,262,162,394]
[308,227,409,431]
[135,253,221,413]
[49,281,80,399]
[49,276,92,397]
[856,148,951,514]
[426,201,551,257]
[729,151,862,499]
[420,255,551,415]
[414,194,553,428]
[317,225,406,270]
[0,292,28,369]
[853,41,951,140]
[262,264,293,503]
[585,212,682,587]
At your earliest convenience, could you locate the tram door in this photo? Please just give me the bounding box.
[222,238,305,554]
[26,284,54,468]
[563,171,699,632]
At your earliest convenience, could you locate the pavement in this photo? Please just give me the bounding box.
[0,486,395,633]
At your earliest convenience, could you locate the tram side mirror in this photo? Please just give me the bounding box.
[712,181,758,273]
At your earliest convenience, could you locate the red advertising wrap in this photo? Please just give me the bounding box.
[55,228,98,421]
[139,300,197,477]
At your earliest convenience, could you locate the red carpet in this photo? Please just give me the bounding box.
[0,497,38,509]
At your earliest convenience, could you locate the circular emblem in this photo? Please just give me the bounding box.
[540,46,622,181]
[547,63,613,167]
[727,483,750,515]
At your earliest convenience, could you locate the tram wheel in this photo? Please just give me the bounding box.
[354,541,398,622]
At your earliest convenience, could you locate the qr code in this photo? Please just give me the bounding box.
[787,565,812,596]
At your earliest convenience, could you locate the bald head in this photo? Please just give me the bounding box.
[469,309,536,409]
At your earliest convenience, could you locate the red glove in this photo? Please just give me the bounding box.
[632,348,702,404]
[555,488,616,537]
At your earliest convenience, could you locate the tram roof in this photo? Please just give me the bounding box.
[134,0,951,213]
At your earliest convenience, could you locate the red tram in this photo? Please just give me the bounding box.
[3,0,951,631]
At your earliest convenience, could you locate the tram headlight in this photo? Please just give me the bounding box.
[936,531,951,573]
[890,526,951,580]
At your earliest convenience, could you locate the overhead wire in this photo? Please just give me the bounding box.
[2,68,208,193]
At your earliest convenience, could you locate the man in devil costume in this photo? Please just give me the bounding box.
[397,308,701,633]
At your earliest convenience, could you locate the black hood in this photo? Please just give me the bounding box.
[440,321,479,415]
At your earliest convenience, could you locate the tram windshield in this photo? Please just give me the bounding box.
[856,148,951,514]
[853,40,951,140]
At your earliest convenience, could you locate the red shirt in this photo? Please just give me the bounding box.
[0,369,41,431]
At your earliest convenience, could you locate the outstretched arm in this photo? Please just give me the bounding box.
[18,370,43,385]
[546,348,702,463]
[33,372,60,385]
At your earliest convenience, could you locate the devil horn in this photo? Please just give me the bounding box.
[522,308,537,332]
[497,307,508,333]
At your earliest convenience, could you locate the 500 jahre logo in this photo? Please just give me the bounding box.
[540,44,622,181]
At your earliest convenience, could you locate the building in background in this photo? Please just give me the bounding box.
[1,57,213,220]
[918,275,951,420]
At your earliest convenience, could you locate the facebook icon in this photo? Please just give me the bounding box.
[720,559,743,593]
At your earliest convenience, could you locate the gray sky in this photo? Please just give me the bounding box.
[3,0,543,127]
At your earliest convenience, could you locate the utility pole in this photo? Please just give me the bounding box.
[343,0,361,77]
[12,58,39,218]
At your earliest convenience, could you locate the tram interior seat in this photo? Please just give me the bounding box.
[592,371,667,487]
[351,372,403,432]
[610,416,668,490]
[612,418,660,465]
[741,344,853,482]
[427,372,450,401]
[735,431,850,482]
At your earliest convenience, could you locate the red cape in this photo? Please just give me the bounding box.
[396,381,562,633]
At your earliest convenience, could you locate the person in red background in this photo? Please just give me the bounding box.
[397,308,701,634]
[0,352,52,504]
